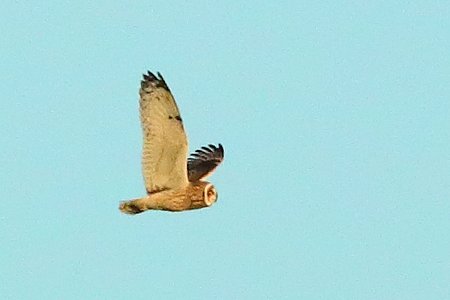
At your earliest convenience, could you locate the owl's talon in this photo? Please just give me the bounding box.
[119,201,142,215]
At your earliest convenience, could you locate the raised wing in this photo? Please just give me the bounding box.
[187,144,224,181]
[140,71,189,193]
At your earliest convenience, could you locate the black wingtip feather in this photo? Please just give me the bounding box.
[141,70,170,91]
[187,144,224,162]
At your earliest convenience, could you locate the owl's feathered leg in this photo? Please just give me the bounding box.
[119,197,158,214]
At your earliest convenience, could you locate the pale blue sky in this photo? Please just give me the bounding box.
[1,1,449,299]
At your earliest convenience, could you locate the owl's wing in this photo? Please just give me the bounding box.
[140,71,189,194]
[187,144,224,182]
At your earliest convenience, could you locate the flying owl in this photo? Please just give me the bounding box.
[119,71,224,214]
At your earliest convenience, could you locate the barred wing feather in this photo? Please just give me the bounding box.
[187,144,224,182]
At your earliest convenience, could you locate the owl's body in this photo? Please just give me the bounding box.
[120,181,215,213]
[119,71,224,215]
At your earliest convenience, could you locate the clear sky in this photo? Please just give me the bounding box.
[1,1,449,299]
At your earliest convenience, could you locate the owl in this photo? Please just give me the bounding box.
[119,71,224,214]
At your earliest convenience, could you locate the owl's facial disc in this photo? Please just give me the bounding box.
[204,184,217,206]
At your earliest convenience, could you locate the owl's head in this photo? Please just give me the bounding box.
[188,181,218,209]
[203,183,218,206]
